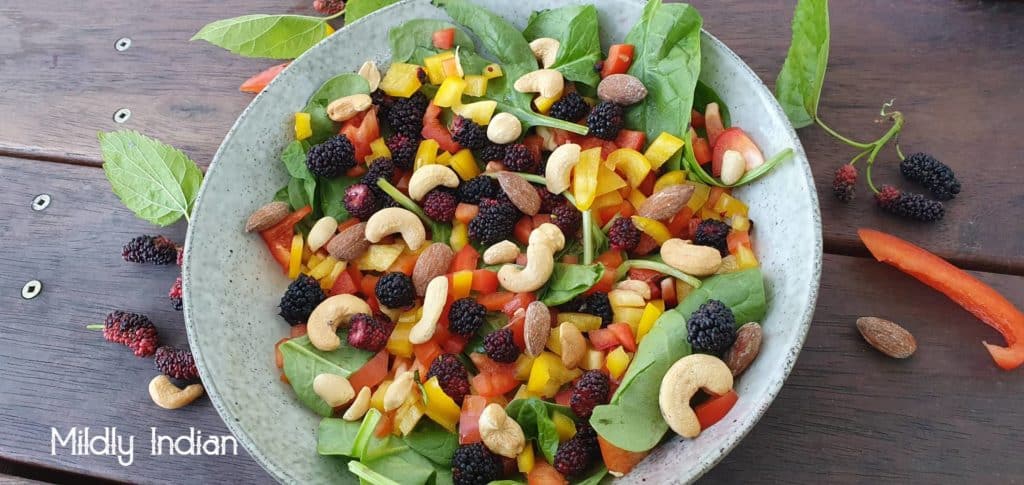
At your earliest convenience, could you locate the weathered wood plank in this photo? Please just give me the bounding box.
[2,158,1022,482]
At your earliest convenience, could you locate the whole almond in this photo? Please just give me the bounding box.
[725,322,762,376]
[524,301,552,357]
[637,185,695,221]
[412,243,454,296]
[325,222,370,262]
[597,74,648,106]
[496,172,541,216]
[856,317,916,359]
[245,201,290,232]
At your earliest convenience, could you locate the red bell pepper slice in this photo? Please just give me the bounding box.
[422,103,461,154]
[614,130,646,152]
[695,390,738,430]
[432,28,456,50]
[859,228,1024,370]
[259,205,312,272]
[339,108,380,163]
[601,44,634,78]
[240,62,289,93]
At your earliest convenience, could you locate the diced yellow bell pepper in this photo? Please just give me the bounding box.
[399,307,423,324]
[288,234,304,279]
[448,149,480,180]
[605,346,631,380]
[651,299,665,312]
[627,189,647,212]
[591,189,623,210]
[436,151,453,165]
[527,352,564,397]
[654,170,687,193]
[321,260,347,290]
[675,279,694,302]
[636,303,664,342]
[718,255,740,274]
[463,75,488,97]
[534,94,559,114]
[595,165,627,196]
[572,147,602,210]
[309,255,338,280]
[482,63,503,79]
[731,214,751,232]
[415,139,440,170]
[451,270,473,299]
[514,354,536,381]
[513,384,542,401]
[434,77,467,108]
[605,148,652,188]
[422,377,461,432]
[609,289,646,309]
[302,245,313,263]
[713,193,749,218]
[370,380,392,411]
[441,56,463,79]
[700,205,722,221]
[736,244,759,269]
[631,216,671,244]
[557,313,603,332]
[357,243,406,272]
[450,221,468,251]
[644,132,686,169]
[552,412,577,442]
[395,397,426,436]
[545,329,562,356]
[367,137,392,163]
[380,63,423,98]
[581,349,606,371]
[387,322,414,358]
[685,181,711,212]
[517,445,535,473]
[307,251,325,270]
[452,100,498,126]
[612,307,645,334]
[424,51,455,85]
[325,24,335,36]
[294,112,312,141]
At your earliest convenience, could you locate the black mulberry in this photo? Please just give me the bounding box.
[448,298,488,337]
[279,275,326,325]
[551,203,582,237]
[375,272,416,309]
[313,0,346,15]
[307,135,356,178]
[344,183,380,220]
[483,328,520,363]
[570,370,610,418]
[384,92,429,136]
[875,185,945,222]
[452,443,501,485]
[450,116,488,149]
[386,133,418,171]
[469,198,521,245]
[578,292,612,327]
[427,353,471,404]
[694,219,731,256]
[102,311,159,357]
[169,276,182,311]
[362,158,396,195]
[477,143,508,163]
[554,424,599,476]
[549,92,590,122]
[900,152,961,200]
[347,313,394,352]
[422,188,458,222]
[155,346,199,381]
[608,217,640,252]
[832,164,857,202]
[502,144,539,173]
[686,299,737,355]
[122,235,178,265]
[457,176,499,204]
[586,101,623,140]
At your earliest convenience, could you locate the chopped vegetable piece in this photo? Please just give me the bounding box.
[432,28,456,49]
[601,44,635,78]
[240,62,289,93]
[379,62,423,98]
[294,112,312,140]
[695,389,738,430]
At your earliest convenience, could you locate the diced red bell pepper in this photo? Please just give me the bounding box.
[432,28,456,50]
[260,205,312,272]
[667,207,694,238]
[687,217,702,240]
[479,292,516,311]
[706,187,728,210]
[502,293,536,317]
[589,328,621,351]
[339,108,380,163]
[608,322,637,352]
[528,462,568,485]
[532,214,552,228]
[595,250,624,269]
[348,350,390,391]
[859,228,1024,370]
[240,62,289,93]
[614,130,646,152]
[712,127,765,176]
[514,216,534,245]
[507,311,527,349]
[274,338,289,369]
[704,103,726,147]
[727,230,751,255]
[329,271,359,296]
[290,323,308,338]
[692,135,712,166]
[550,128,574,146]
[597,201,635,227]
[374,412,394,438]
[450,244,480,272]
[586,267,616,295]
[471,269,499,294]
[360,274,380,299]
[660,277,678,308]
[469,354,520,397]
[637,172,656,196]
[601,44,634,78]
[414,340,443,370]
[459,396,488,444]
[598,436,649,477]
[690,109,705,129]
[455,203,479,225]
[554,388,572,407]
[695,390,738,430]
[627,267,662,284]
[422,103,462,154]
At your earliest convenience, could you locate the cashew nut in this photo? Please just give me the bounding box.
[149,375,204,410]
[720,150,747,185]
[307,216,339,252]
[365,207,426,251]
[327,94,373,122]
[558,322,586,369]
[483,240,520,265]
[524,301,552,357]
[615,280,652,300]
[313,373,355,407]
[307,294,372,351]
[409,276,448,344]
[384,371,415,412]
[529,38,561,69]
[408,164,460,201]
[660,239,723,277]
[358,61,381,92]
[497,223,565,293]
[343,386,372,421]
[478,403,526,458]
[658,354,733,438]
[544,143,582,194]
[487,113,522,144]
[608,289,646,308]
[513,69,564,99]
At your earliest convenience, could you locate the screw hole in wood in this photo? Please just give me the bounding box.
[113,108,131,123]
[32,194,50,211]
[22,280,42,300]
[115,37,132,51]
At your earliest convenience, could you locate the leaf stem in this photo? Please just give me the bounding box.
[487,171,547,186]
[616,259,703,288]
[864,112,904,194]
[847,148,871,167]
[86,324,104,330]
[324,9,346,21]
[582,210,595,265]
[376,179,432,226]
[816,118,872,149]
[895,139,906,160]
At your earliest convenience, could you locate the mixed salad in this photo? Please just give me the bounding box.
[247,1,789,483]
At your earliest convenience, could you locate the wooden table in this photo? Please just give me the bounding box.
[1,1,1021,483]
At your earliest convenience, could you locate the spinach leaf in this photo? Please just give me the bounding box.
[318,175,360,221]
[317,418,362,456]
[682,128,795,188]
[281,140,313,180]
[675,268,767,325]
[390,19,475,63]
[287,176,312,211]
[99,130,203,226]
[775,0,830,128]
[504,398,561,463]
[522,5,602,87]
[402,420,459,467]
[191,15,332,60]
[537,263,605,306]
[577,465,609,485]
[467,312,507,354]
[348,461,400,485]
[345,0,400,24]
[273,184,290,203]
[590,310,689,452]
[693,80,730,128]
[304,101,337,145]
[280,335,375,416]
[304,74,371,144]
[362,447,437,485]
[434,0,589,135]
[623,0,703,162]
[279,141,318,211]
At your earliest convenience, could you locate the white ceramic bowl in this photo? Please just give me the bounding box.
[184,0,822,483]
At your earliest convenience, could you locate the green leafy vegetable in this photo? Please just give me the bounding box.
[523,5,602,87]
[280,335,375,416]
[99,130,204,226]
[504,398,563,463]
[191,14,333,59]
[281,140,313,180]
[318,175,360,220]
[693,80,730,128]
[682,128,795,187]
[377,179,452,243]
[590,309,689,452]
[467,312,507,354]
[390,19,475,63]
[345,0,400,24]
[361,447,437,485]
[675,268,767,325]
[576,465,610,485]
[317,417,363,457]
[401,420,458,467]
[623,0,703,166]
[304,74,371,144]
[775,0,830,128]
[348,461,400,485]
[538,263,605,306]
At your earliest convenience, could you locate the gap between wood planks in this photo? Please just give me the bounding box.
[3,149,1021,277]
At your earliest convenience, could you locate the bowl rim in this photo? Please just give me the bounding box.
[183,1,822,482]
